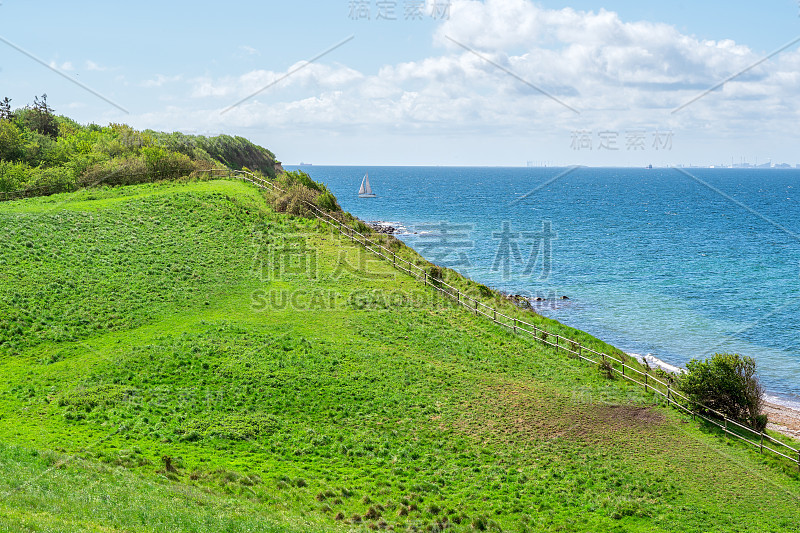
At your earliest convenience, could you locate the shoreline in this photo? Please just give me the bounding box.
[764,401,800,439]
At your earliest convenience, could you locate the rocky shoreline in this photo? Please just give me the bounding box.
[503,292,570,310]
[368,221,399,234]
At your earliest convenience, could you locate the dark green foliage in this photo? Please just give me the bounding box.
[0,120,23,161]
[283,169,321,192]
[0,97,12,121]
[22,94,59,138]
[315,190,340,212]
[147,131,279,178]
[268,170,339,217]
[679,353,766,431]
[0,102,281,198]
[0,161,30,192]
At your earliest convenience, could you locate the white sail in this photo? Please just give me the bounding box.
[358,173,376,197]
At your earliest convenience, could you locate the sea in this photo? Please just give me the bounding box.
[287,165,800,408]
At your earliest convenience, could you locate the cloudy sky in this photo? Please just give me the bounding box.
[2,0,799,166]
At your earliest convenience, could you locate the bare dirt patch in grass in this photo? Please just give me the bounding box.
[455,381,666,445]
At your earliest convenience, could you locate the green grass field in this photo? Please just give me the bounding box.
[2,179,800,532]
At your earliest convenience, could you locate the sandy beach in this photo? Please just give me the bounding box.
[765,401,800,439]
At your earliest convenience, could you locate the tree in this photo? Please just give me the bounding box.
[0,97,12,121]
[24,94,59,138]
[679,353,766,432]
[0,120,23,161]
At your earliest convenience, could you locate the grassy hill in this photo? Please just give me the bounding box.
[2,178,800,532]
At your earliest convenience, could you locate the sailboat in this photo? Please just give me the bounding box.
[358,172,376,198]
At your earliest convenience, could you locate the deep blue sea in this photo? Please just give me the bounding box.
[288,166,800,406]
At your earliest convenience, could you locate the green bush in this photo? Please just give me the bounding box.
[148,132,279,178]
[679,353,766,431]
[283,170,321,192]
[21,130,70,168]
[0,161,33,192]
[0,120,23,161]
[315,191,340,211]
[80,157,149,187]
[28,166,76,194]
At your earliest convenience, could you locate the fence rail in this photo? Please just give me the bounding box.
[200,167,800,471]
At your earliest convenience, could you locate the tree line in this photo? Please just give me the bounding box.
[0,95,282,196]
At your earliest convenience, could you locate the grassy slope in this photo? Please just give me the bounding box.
[1,179,799,532]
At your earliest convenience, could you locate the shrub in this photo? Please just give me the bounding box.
[0,120,23,161]
[283,170,321,191]
[598,359,615,379]
[20,95,59,138]
[0,160,32,192]
[271,186,317,216]
[679,353,766,431]
[315,190,340,212]
[148,132,279,178]
[476,283,494,298]
[28,166,76,194]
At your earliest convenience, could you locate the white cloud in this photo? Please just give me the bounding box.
[86,60,107,71]
[239,45,259,56]
[133,0,799,163]
[189,62,364,99]
[141,74,183,88]
[49,60,74,71]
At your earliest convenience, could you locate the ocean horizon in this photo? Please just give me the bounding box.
[288,165,800,407]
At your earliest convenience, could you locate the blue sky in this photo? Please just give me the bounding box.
[2,0,799,165]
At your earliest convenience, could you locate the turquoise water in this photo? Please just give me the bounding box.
[288,166,800,404]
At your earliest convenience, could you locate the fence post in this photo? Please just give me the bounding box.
[493,309,496,321]
[513,319,517,334]
[724,417,728,436]
[555,335,559,352]
[760,433,763,453]
[474,299,478,315]
[667,383,671,404]
[644,370,648,392]
[622,364,625,377]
